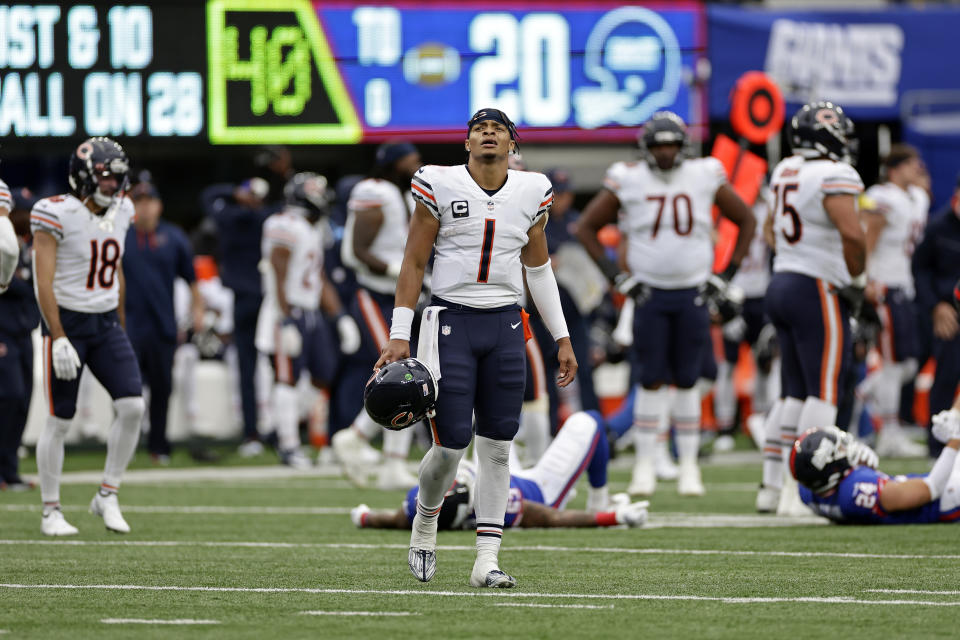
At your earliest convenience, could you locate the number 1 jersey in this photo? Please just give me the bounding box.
[411,165,553,308]
[30,193,135,313]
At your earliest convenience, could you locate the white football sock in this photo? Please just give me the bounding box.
[634,386,664,463]
[518,405,550,463]
[761,399,785,489]
[714,360,736,433]
[411,444,464,550]
[37,416,71,504]
[383,426,413,459]
[272,383,300,451]
[474,436,511,571]
[672,387,701,464]
[352,409,380,441]
[797,396,838,434]
[102,397,145,490]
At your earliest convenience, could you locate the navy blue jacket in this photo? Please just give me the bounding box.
[123,221,195,342]
[201,184,274,297]
[912,208,960,315]
[0,242,40,336]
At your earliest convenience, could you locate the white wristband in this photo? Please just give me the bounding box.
[389,306,415,341]
[524,259,569,341]
[386,262,402,280]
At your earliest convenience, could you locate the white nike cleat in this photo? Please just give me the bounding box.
[628,457,656,496]
[470,566,517,589]
[776,475,811,517]
[713,434,736,453]
[41,508,79,536]
[376,457,419,490]
[332,428,380,487]
[755,484,781,513]
[237,439,264,458]
[90,492,131,533]
[279,447,312,471]
[677,461,705,496]
[875,424,927,459]
[655,443,679,480]
[746,414,766,450]
[408,547,437,582]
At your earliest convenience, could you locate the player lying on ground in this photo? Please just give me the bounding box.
[791,411,960,524]
[351,411,648,530]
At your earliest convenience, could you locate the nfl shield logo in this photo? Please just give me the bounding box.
[441,325,451,335]
[486,200,495,211]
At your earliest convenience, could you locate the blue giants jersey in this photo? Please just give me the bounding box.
[799,466,957,524]
[403,474,544,530]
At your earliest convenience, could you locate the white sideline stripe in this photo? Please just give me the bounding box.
[299,611,418,617]
[2,505,351,515]
[3,584,959,607]
[1,504,824,526]
[2,539,958,560]
[101,618,220,625]
[495,603,614,610]
[868,589,960,595]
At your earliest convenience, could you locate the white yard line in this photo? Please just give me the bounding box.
[1,538,957,560]
[494,603,614,609]
[299,611,419,616]
[867,589,960,595]
[2,505,352,515]
[101,618,220,625]
[2,584,958,607]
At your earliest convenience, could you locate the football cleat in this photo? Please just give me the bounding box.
[470,567,516,589]
[408,547,437,583]
[628,457,656,496]
[655,442,679,480]
[755,484,781,513]
[332,428,381,487]
[677,461,705,496]
[776,474,812,517]
[376,458,419,491]
[41,508,79,536]
[90,492,131,534]
[279,447,312,471]
[237,439,264,458]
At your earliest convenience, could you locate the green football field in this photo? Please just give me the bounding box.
[1,444,957,639]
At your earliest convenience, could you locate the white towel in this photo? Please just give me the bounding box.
[416,305,446,382]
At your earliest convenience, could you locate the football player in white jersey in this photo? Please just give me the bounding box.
[31,138,146,536]
[0,178,17,293]
[759,101,867,515]
[859,144,929,458]
[376,108,577,588]
[577,111,756,497]
[256,173,360,470]
[334,142,422,490]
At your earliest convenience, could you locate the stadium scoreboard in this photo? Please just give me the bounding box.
[0,1,704,145]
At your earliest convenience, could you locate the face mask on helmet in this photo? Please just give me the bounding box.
[363,358,438,430]
[68,137,130,209]
[284,172,333,220]
[638,111,688,171]
[789,101,856,164]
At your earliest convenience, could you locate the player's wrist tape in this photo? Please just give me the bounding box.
[524,260,569,341]
[386,262,402,280]
[922,446,957,500]
[595,512,618,527]
[389,306,415,341]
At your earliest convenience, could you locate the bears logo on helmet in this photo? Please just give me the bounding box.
[68,137,130,208]
[789,101,856,164]
[364,358,438,431]
[638,111,689,170]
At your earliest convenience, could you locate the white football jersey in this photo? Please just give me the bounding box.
[865,182,928,295]
[0,178,12,211]
[343,178,411,294]
[731,188,773,299]
[770,156,864,287]
[606,157,727,289]
[30,193,135,313]
[411,165,553,308]
[256,209,324,353]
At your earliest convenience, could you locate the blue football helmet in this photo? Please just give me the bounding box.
[789,426,853,495]
[638,111,689,170]
[789,101,856,163]
[364,358,438,430]
[284,172,333,220]
[68,137,130,208]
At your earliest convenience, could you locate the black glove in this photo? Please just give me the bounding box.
[836,284,866,318]
[614,272,651,306]
[702,274,744,324]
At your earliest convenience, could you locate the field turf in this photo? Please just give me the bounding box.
[1,443,957,639]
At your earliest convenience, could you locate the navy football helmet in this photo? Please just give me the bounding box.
[789,101,856,163]
[638,111,689,170]
[789,426,853,495]
[284,172,332,220]
[68,137,130,207]
[364,358,438,430]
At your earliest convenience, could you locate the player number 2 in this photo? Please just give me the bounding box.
[86,239,121,290]
[476,218,496,283]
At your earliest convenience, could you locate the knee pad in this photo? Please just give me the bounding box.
[114,396,146,426]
